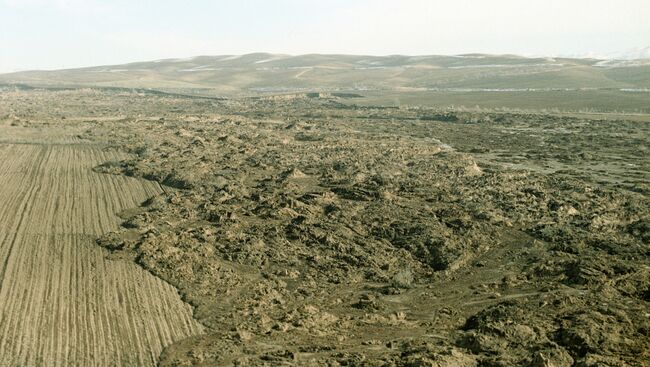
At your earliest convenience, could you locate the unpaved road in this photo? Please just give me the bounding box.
[0,128,203,366]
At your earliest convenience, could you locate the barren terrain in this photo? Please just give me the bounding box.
[0,87,648,366]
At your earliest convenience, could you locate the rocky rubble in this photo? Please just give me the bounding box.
[5,89,647,366]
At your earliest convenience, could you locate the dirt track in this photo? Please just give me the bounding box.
[0,128,203,366]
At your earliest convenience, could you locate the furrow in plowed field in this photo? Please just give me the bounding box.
[0,132,204,366]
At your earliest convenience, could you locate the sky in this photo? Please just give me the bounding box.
[1,0,649,72]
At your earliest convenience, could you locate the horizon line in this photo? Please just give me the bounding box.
[2,49,649,75]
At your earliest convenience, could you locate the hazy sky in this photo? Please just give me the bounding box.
[1,0,649,72]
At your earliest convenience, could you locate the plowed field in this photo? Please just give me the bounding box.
[0,129,203,366]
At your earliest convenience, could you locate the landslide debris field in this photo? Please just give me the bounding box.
[1,88,649,366]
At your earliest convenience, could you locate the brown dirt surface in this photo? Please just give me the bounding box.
[0,117,204,365]
[1,88,648,366]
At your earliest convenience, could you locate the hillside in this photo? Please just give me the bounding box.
[2,53,650,93]
[2,53,649,112]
